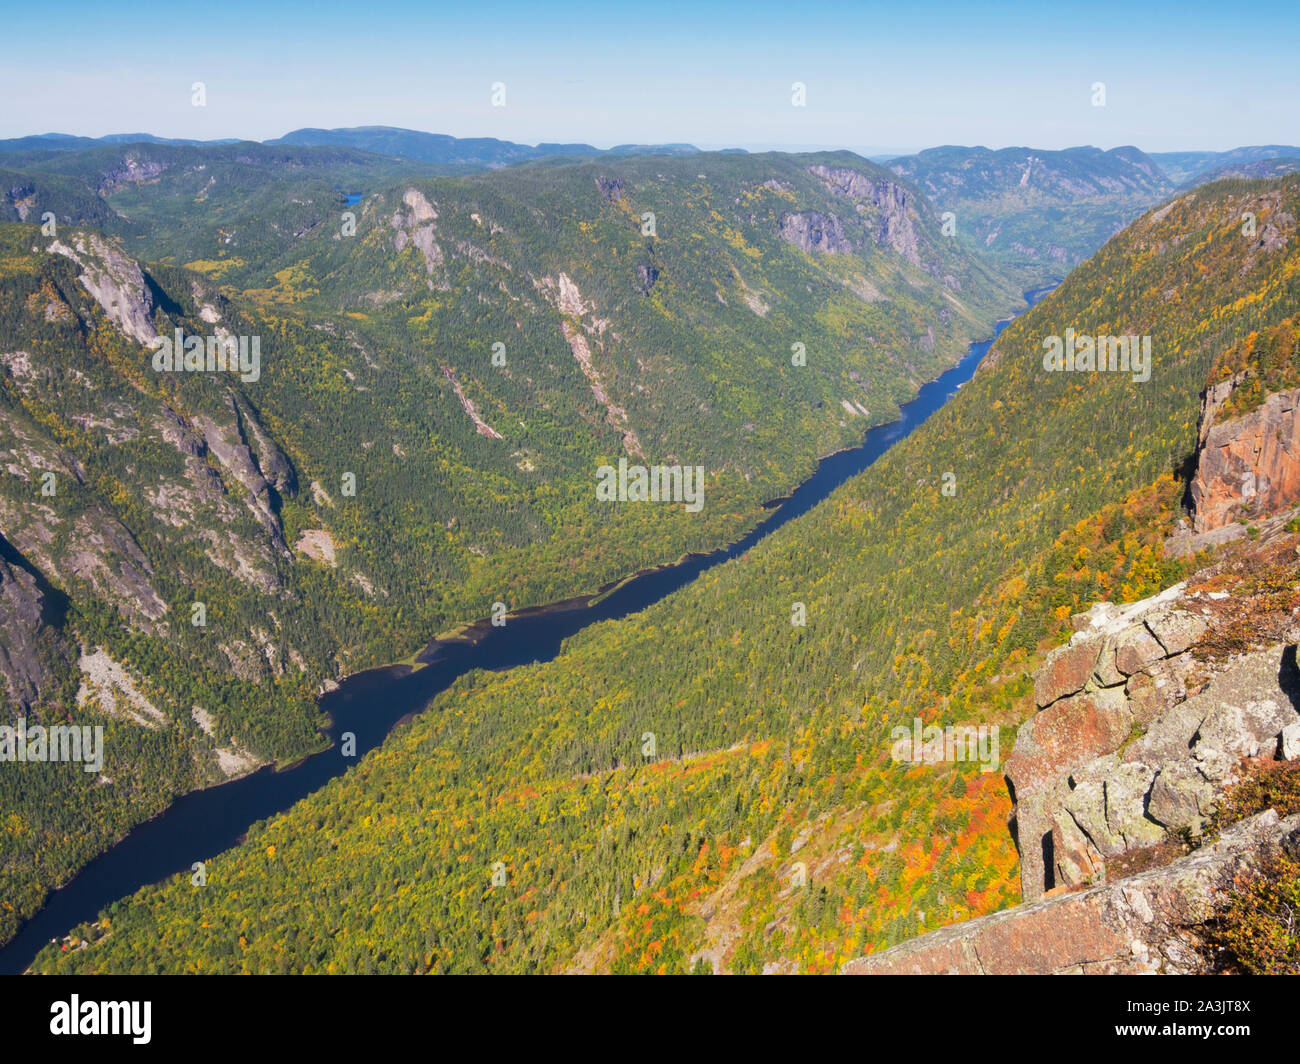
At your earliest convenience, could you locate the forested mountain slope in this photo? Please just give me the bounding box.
[0,128,703,173]
[264,126,607,167]
[0,149,1020,945]
[1151,145,1300,186]
[885,145,1174,286]
[34,174,1298,974]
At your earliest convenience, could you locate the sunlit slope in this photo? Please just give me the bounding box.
[31,175,1300,974]
[0,148,1021,948]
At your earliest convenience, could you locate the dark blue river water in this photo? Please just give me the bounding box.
[0,284,1053,974]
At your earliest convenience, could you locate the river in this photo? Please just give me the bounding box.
[0,283,1054,974]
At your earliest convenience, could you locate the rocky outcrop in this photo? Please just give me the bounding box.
[75,646,165,728]
[94,152,170,196]
[595,176,624,202]
[636,262,659,295]
[233,397,296,499]
[65,511,169,627]
[48,232,157,347]
[844,809,1300,975]
[0,547,65,710]
[537,273,643,459]
[196,397,291,559]
[390,187,448,289]
[778,210,851,254]
[1005,583,1298,903]
[1189,383,1300,533]
[805,165,923,265]
[441,366,503,439]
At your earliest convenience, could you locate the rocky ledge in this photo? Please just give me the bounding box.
[1006,583,1299,903]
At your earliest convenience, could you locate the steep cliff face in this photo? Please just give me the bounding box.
[883,144,1175,285]
[804,165,922,265]
[0,546,68,710]
[778,209,852,254]
[1191,383,1300,533]
[48,231,157,347]
[1180,314,1300,537]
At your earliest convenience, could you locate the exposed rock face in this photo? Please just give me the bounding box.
[76,646,165,727]
[1004,583,1298,903]
[778,210,851,254]
[390,187,447,289]
[595,176,624,202]
[636,262,659,295]
[0,548,64,710]
[94,152,170,196]
[234,397,296,499]
[1190,384,1300,533]
[806,165,923,265]
[441,366,503,439]
[537,273,643,459]
[195,398,292,559]
[66,511,169,627]
[48,232,157,347]
[844,810,1300,975]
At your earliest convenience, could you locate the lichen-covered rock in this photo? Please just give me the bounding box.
[1091,635,1126,687]
[1145,608,1208,655]
[1123,653,1192,727]
[1033,638,1103,708]
[1007,577,1300,901]
[1006,687,1134,798]
[1062,757,1164,857]
[1282,721,1300,760]
[1194,695,1297,763]
[1148,760,1217,830]
[1113,625,1166,676]
[1005,686,1133,897]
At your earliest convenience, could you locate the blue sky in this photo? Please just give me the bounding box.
[2,0,1296,153]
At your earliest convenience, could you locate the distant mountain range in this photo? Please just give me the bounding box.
[883,144,1175,283]
[0,127,712,172]
[1147,144,1300,184]
[5,130,1299,291]
[10,128,1300,183]
[880,143,1300,283]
